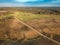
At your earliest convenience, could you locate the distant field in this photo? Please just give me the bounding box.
[0,12,60,22]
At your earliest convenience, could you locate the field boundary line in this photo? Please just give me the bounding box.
[15,17,60,45]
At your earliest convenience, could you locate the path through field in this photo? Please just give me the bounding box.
[0,11,60,45]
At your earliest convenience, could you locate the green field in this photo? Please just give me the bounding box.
[0,12,60,22]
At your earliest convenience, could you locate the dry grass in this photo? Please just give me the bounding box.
[0,11,60,41]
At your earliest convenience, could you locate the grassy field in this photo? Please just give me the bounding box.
[0,11,60,39]
[14,12,60,22]
[0,12,60,22]
[0,7,60,45]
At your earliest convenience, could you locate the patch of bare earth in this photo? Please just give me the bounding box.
[26,18,60,42]
[0,17,60,45]
[0,17,40,41]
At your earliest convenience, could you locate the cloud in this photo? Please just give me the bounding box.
[15,0,44,2]
[0,0,60,7]
[0,3,26,7]
[15,0,37,2]
[0,2,60,7]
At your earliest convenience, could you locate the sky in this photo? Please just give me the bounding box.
[0,0,60,7]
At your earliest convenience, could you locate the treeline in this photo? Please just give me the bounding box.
[0,7,60,15]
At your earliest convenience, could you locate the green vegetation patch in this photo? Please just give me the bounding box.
[0,12,60,22]
[15,12,60,22]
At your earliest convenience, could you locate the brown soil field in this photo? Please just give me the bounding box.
[26,18,60,39]
[0,7,60,45]
[0,16,60,45]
